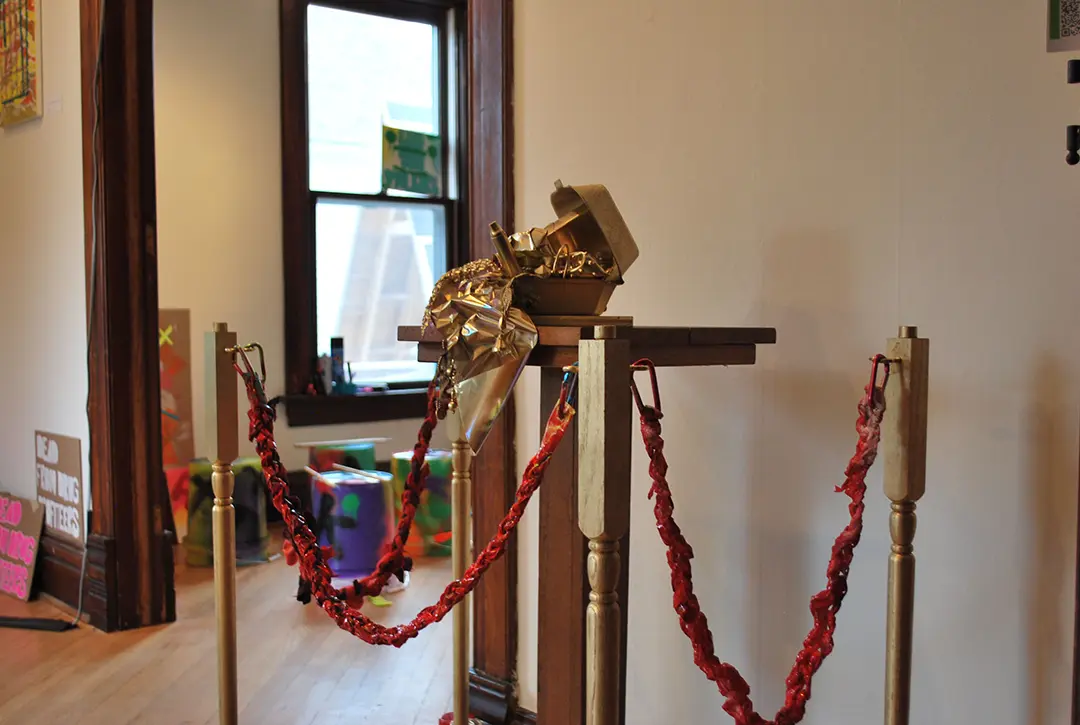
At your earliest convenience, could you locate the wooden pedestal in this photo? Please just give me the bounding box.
[399,317,776,725]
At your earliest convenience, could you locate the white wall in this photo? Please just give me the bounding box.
[0,3,89,513]
[515,1,1080,722]
[153,0,446,469]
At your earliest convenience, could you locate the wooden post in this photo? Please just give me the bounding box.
[206,322,239,725]
[577,326,632,725]
[882,325,929,725]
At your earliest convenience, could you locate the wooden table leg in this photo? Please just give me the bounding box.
[537,369,587,725]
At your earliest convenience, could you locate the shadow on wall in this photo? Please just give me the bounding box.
[747,231,867,711]
[1025,355,1074,725]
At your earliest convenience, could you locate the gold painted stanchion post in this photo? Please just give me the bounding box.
[577,326,632,725]
[206,322,239,725]
[882,325,929,725]
[450,427,479,725]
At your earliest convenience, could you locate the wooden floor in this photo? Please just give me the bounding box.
[0,545,454,725]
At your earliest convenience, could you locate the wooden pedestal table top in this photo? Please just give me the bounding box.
[397,316,777,369]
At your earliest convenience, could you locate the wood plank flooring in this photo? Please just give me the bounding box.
[0,543,453,725]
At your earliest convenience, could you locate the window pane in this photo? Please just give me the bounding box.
[315,198,446,385]
[307,5,439,195]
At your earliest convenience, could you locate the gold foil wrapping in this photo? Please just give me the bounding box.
[509,226,615,280]
[424,258,538,384]
[423,181,639,453]
[423,258,537,452]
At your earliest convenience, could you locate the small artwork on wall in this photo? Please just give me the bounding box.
[1049,0,1080,51]
[0,0,42,128]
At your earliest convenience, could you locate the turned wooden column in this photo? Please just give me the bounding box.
[577,326,632,725]
[882,325,929,725]
[205,322,240,725]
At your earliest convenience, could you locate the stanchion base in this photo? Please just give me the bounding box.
[437,714,481,725]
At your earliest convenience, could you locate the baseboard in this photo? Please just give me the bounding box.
[158,531,177,625]
[37,532,114,631]
[38,592,93,624]
[469,669,516,725]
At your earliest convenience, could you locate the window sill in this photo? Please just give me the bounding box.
[281,389,429,427]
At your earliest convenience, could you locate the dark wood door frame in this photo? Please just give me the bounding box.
[466,3,519,722]
[39,0,176,632]
[280,0,521,718]
[64,2,521,713]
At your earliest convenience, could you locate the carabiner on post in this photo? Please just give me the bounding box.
[559,362,579,415]
[230,343,268,406]
[868,354,892,406]
[630,358,661,417]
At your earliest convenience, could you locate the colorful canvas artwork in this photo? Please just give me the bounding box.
[0,0,41,127]
[164,464,190,539]
[159,309,196,467]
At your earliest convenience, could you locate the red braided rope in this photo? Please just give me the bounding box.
[633,356,889,725]
[240,374,574,646]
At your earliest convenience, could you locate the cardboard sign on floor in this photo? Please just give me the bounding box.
[34,431,84,546]
[0,492,45,601]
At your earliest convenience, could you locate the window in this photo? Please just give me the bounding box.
[280,0,467,425]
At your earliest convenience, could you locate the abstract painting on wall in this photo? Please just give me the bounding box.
[159,309,196,467]
[0,0,41,128]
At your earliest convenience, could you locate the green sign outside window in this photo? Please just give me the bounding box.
[381,126,443,197]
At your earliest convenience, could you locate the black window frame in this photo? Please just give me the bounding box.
[279,0,469,426]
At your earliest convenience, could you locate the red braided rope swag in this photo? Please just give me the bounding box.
[238,369,575,647]
[632,355,892,725]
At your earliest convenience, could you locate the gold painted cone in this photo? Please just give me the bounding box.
[453,354,530,454]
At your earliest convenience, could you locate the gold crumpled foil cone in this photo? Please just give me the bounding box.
[424,258,537,453]
[453,362,528,453]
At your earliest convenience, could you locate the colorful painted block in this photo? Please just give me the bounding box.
[308,442,377,476]
[184,458,270,567]
[310,470,394,580]
[390,449,452,558]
